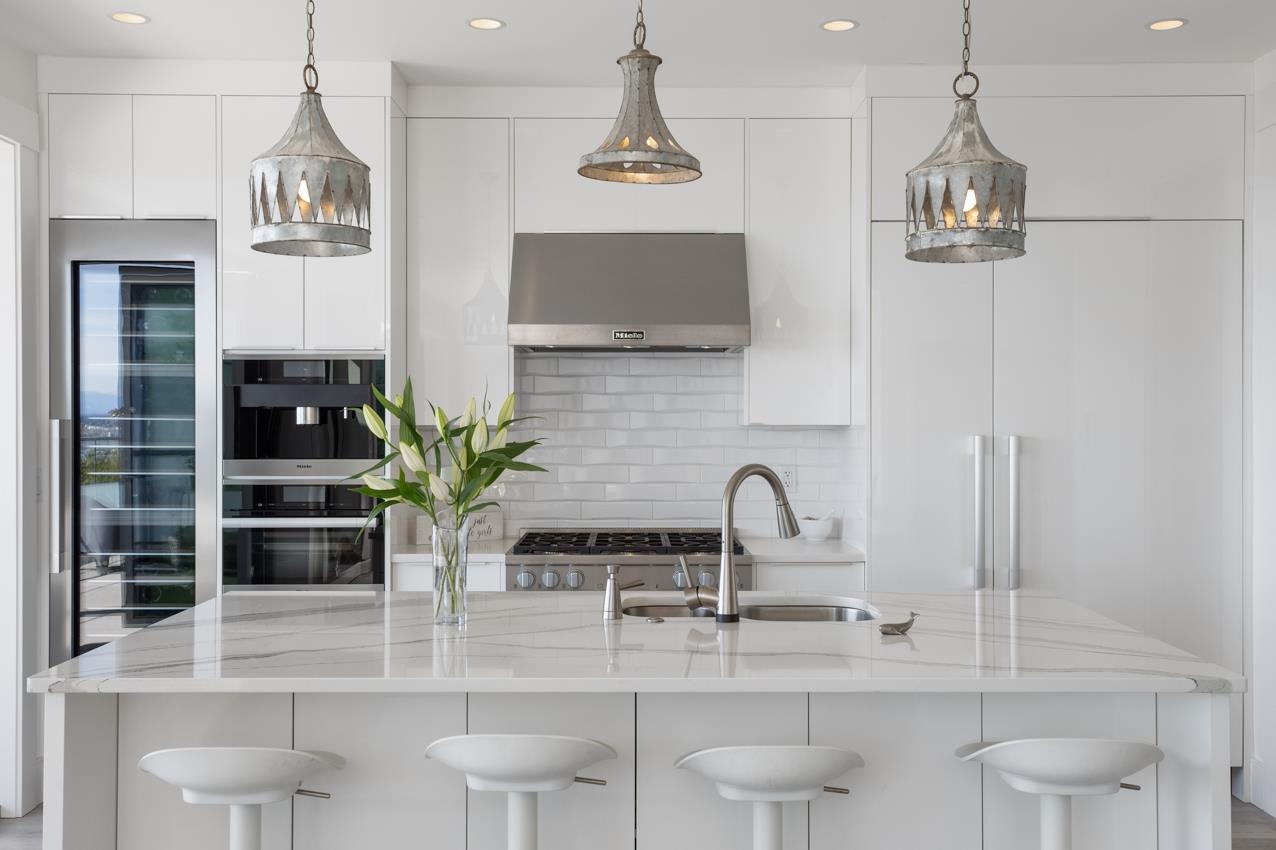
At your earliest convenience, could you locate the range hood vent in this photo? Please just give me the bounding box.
[508,233,751,352]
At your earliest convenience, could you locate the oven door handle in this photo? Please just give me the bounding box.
[221,517,375,530]
[222,475,363,485]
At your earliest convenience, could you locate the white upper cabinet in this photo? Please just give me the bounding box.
[50,94,218,220]
[133,95,217,219]
[871,96,1244,221]
[49,94,133,218]
[407,118,511,416]
[745,118,851,426]
[303,96,387,351]
[221,95,387,352]
[221,96,305,350]
[513,118,744,233]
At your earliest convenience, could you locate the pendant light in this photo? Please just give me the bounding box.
[250,0,371,257]
[579,0,701,184]
[905,0,1026,263]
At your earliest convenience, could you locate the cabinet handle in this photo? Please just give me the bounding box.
[972,435,987,590]
[1007,435,1022,590]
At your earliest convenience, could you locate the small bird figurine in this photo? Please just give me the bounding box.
[879,612,919,636]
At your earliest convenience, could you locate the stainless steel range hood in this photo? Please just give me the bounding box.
[508,233,750,351]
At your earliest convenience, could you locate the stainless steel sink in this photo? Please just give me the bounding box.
[738,604,877,623]
[622,605,715,618]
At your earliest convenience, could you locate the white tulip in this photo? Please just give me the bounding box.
[471,419,489,454]
[427,472,450,503]
[361,405,388,440]
[361,474,397,491]
[399,441,427,473]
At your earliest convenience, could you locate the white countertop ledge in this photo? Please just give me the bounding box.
[28,590,1243,696]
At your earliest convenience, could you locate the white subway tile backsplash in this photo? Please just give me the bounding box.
[503,353,866,543]
[581,446,653,465]
[605,375,679,393]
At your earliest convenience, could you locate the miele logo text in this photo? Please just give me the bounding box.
[613,330,646,341]
[295,463,313,469]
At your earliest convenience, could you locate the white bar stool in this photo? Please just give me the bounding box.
[139,747,342,850]
[426,734,616,850]
[675,745,864,850]
[958,738,1164,850]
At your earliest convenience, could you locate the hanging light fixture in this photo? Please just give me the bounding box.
[579,0,701,184]
[905,0,1026,263]
[250,0,371,257]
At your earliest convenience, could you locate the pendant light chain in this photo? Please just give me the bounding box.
[953,0,979,99]
[303,0,319,92]
[633,0,647,50]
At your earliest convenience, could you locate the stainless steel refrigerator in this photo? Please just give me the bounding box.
[50,220,217,661]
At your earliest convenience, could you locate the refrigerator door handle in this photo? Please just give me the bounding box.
[1007,435,1022,590]
[972,435,987,590]
[49,418,74,664]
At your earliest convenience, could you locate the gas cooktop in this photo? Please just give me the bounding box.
[504,528,752,592]
[510,528,745,557]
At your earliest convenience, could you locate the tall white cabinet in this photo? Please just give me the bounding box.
[406,118,512,416]
[870,219,1243,731]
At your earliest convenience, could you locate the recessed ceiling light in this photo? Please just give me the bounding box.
[109,11,149,24]
[1148,18,1187,31]
[822,19,858,32]
[468,18,505,30]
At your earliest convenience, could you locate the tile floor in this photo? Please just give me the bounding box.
[1,800,1274,848]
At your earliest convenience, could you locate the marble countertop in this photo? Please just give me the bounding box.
[29,590,1243,695]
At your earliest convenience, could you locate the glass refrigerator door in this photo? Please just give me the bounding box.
[75,262,197,652]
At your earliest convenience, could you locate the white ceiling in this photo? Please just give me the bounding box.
[5,0,1276,87]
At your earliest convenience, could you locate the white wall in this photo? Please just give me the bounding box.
[1250,47,1276,817]
[0,31,40,820]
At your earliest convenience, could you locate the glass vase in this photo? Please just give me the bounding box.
[432,517,471,626]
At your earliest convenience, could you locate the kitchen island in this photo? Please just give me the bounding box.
[30,590,1243,850]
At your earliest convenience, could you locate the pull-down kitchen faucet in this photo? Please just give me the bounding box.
[683,464,801,622]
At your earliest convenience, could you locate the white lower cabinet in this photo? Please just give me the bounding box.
[980,694,1158,850]
[809,694,981,850]
[754,561,865,594]
[468,694,635,850]
[292,694,467,850]
[636,693,808,850]
[116,694,293,850]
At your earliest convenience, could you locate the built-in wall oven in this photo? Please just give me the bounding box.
[222,357,386,590]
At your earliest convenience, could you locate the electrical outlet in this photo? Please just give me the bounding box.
[778,466,798,491]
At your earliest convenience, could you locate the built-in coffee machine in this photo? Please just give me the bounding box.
[222,357,386,590]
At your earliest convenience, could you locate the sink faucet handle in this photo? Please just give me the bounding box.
[677,554,693,588]
[603,565,641,620]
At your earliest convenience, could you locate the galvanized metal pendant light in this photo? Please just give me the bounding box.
[905,0,1026,263]
[250,0,371,257]
[579,0,701,184]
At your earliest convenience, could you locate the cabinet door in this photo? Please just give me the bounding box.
[745,119,851,425]
[872,96,1244,221]
[992,221,1242,673]
[408,119,511,414]
[981,694,1158,850]
[303,96,387,351]
[514,118,744,233]
[133,95,217,219]
[49,94,132,218]
[637,693,808,850]
[754,562,865,594]
[468,694,634,850]
[220,96,305,350]
[869,223,993,590]
[809,695,981,850]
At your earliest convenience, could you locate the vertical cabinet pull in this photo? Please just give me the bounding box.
[1007,435,1022,590]
[972,435,987,589]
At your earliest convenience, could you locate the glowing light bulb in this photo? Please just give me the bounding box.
[963,188,978,213]
[297,179,311,204]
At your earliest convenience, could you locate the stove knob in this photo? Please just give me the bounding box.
[673,570,691,589]
[565,569,586,590]
[698,570,717,588]
[541,569,561,589]
[515,569,537,589]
